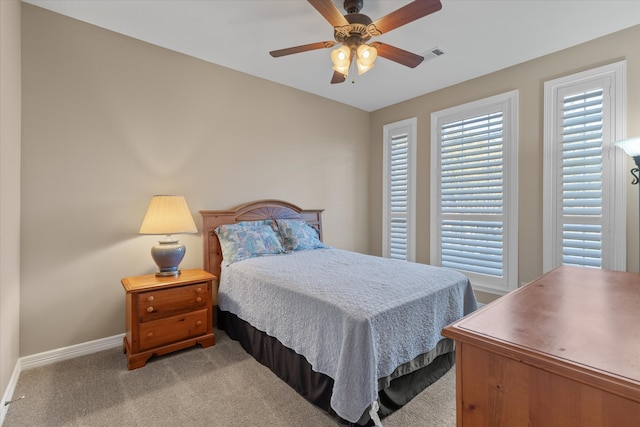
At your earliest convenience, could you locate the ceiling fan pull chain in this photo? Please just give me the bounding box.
[350,57,357,84]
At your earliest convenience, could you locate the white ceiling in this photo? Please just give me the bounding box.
[23,0,640,112]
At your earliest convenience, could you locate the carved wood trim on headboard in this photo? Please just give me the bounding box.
[200,200,324,278]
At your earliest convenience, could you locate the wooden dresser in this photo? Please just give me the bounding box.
[121,268,217,370]
[442,266,640,427]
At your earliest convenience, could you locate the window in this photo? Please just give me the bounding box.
[543,61,626,272]
[431,91,518,295]
[383,118,416,261]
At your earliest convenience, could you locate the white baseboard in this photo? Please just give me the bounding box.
[20,333,125,371]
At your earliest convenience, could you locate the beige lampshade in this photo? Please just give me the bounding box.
[139,195,197,235]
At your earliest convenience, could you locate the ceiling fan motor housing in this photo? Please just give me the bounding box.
[344,0,364,14]
[334,13,378,48]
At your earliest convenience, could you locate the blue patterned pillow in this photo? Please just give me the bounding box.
[276,219,328,251]
[215,221,284,265]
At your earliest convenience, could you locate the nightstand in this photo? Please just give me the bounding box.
[121,268,216,370]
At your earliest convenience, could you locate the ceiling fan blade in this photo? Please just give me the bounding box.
[307,0,349,27]
[270,41,335,58]
[371,42,424,68]
[371,0,442,34]
[331,70,347,84]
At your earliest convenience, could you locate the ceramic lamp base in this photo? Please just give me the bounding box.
[150,237,186,277]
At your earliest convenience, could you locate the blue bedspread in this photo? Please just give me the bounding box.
[218,248,477,423]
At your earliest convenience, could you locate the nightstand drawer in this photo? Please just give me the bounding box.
[138,282,208,322]
[138,309,209,351]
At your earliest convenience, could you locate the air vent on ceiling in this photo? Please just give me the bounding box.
[422,47,445,62]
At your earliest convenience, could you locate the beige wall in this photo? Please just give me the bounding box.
[20,4,370,356]
[0,0,22,402]
[369,25,640,303]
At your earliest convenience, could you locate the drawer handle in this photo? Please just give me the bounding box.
[196,320,202,327]
[195,297,202,303]
[147,332,154,338]
[196,287,202,293]
[146,296,154,302]
[146,306,154,313]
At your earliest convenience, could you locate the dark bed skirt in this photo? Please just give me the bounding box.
[217,308,455,426]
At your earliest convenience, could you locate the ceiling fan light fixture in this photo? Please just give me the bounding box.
[331,45,351,75]
[356,60,375,75]
[356,43,377,75]
[357,44,377,64]
[333,64,350,76]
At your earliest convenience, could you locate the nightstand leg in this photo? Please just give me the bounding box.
[198,334,215,348]
[127,353,152,370]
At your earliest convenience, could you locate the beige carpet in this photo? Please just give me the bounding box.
[4,329,456,426]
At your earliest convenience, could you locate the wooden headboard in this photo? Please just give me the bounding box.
[200,200,323,278]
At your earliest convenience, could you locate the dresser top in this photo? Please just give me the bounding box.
[444,265,640,385]
[121,268,216,293]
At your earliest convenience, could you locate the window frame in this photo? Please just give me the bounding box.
[430,91,519,295]
[543,61,627,272]
[382,117,417,262]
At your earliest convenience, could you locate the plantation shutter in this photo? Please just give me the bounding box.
[543,61,626,273]
[439,112,505,276]
[389,130,410,260]
[383,118,416,262]
[559,89,603,268]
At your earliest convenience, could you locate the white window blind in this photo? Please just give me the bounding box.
[560,89,604,267]
[440,112,505,276]
[543,61,626,272]
[383,118,416,261]
[431,91,518,295]
[389,131,409,259]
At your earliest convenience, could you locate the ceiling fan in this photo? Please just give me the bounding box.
[269,0,442,84]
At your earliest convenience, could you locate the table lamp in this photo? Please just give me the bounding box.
[139,195,197,276]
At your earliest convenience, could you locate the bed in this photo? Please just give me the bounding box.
[200,200,477,426]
